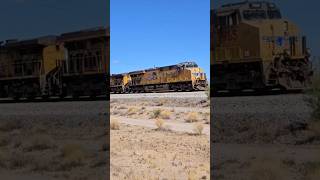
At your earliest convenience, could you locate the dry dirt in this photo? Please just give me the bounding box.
[0,101,108,180]
[110,92,210,179]
[212,94,320,180]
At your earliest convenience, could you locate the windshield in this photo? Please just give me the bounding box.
[243,10,266,20]
[267,10,282,19]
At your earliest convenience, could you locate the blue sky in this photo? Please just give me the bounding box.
[0,0,108,40]
[212,0,320,58]
[110,0,210,75]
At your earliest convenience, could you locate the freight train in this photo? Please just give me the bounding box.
[0,27,109,100]
[110,62,208,93]
[211,1,313,93]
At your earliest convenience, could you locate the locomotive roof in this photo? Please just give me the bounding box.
[1,35,57,49]
[58,27,109,42]
[215,1,279,14]
[127,61,198,74]
[111,73,127,77]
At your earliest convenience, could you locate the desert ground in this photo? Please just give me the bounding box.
[110,92,210,179]
[212,93,320,180]
[0,101,108,180]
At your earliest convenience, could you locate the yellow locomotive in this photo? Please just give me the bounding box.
[0,27,109,99]
[110,62,207,93]
[211,1,313,92]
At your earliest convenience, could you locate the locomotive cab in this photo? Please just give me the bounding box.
[212,1,312,92]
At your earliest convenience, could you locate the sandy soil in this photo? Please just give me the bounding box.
[111,125,210,179]
[212,94,320,180]
[0,101,108,180]
[110,92,210,179]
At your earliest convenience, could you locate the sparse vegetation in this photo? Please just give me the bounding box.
[155,119,165,130]
[23,135,56,152]
[151,109,162,119]
[249,158,289,180]
[304,76,320,139]
[305,76,320,121]
[205,86,210,100]
[0,119,22,132]
[111,119,120,130]
[193,123,204,135]
[159,110,171,119]
[0,134,9,147]
[185,112,199,123]
[118,105,127,110]
[0,150,7,168]
[307,169,320,180]
[8,152,33,169]
[60,143,87,170]
[127,107,139,116]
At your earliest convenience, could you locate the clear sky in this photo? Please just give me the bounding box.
[0,0,109,41]
[110,0,210,75]
[212,0,320,58]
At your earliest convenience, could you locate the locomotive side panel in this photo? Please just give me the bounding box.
[59,28,108,98]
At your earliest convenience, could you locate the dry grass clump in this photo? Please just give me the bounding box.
[193,123,204,135]
[249,158,290,180]
[0,134,10,147]
[60,143,88,170]
[308,120,320,137]
[23,135,56,152]
[185,112,199,123]
[8,152,33,169]
[0,150,7,168]
[151,109,162,119]
[150,109,171,119]
[118,105,127,110]
[110,119,120,130]
[306,165,320,180]
[160,110,171,119]
[155,119,165,130]
[127,107,139,116]
[0,120,23,132]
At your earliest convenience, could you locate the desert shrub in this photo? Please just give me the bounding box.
[8,152,33,169]
[193,123,204,135]
[185,112,199,123]
[249,158,290,180]
[60,144,87,170]
[118,105,127,110]
[31,157,54,172]
[23,135,56,152]
[110,119,120,130]
[151,109,162,119]
[155,119,165,130]
[127,107,139,116]
[159,110,171,119]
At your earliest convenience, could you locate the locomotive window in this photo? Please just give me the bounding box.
[267,10,282,19]
[243,10,266,20]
